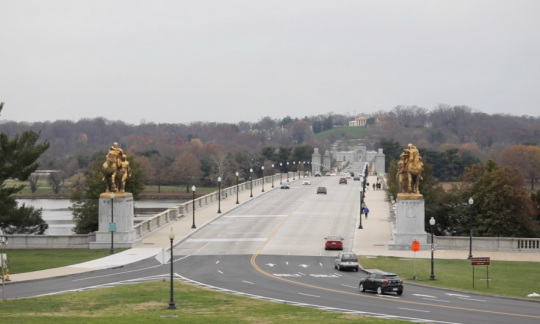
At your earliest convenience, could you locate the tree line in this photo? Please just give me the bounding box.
[1,102,539,236]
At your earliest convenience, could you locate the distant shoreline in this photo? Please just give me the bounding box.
[15,192,197,200]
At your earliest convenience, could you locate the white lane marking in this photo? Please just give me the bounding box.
[273,273,303,277]
[266,263,276,267]
[299,292,320,298]
[341,284,357,289]
[458,297,486,302]
[223,215,287,218]
[242,280,254,285]
[423,298,451,303]
[319,262,323,267]
[413,294,437,299]
[399,307,430,313]
[218,270,223,274]
[215,260,220,264]
[299,264,309,268]
[310,274,340,278]
[186,238,266,242]
[446,293,469,297]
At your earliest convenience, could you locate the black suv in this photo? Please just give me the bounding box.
[359,271,403,295]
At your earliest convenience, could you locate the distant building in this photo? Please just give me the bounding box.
[311,144,385,175]
[348,116,367,127]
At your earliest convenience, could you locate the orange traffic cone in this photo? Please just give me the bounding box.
[5,268,11,281]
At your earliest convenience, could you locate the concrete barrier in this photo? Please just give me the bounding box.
[0,233,95,249]
[435,236,540,252]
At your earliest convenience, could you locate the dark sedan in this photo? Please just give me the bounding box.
[359,271,403,295]
[316,186,327,194]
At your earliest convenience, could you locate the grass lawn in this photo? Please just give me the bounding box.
[4,249,125,274]
[0,280,407,323]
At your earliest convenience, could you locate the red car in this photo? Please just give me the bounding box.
[325,235,344,250]
[339,178,347,184]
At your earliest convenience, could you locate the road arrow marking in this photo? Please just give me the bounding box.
[445,293,469,297]
[413,294,437,298]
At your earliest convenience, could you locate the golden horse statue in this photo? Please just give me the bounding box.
[397,144,424,195]
[405,146,423,194]
[102,151,121,192]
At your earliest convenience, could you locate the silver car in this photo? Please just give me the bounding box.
[334,252,359,271]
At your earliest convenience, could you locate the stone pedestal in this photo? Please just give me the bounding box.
[89,192,141,249]
[388,194,428,250]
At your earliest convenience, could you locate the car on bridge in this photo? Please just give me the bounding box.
[359,271,404,295]
[324,235,343,250]
[339,178,347,184]
[280,182,290,189]
[302,178,311,185]
[316,186,327,194]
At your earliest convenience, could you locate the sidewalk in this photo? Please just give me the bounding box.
[8,176,540,282]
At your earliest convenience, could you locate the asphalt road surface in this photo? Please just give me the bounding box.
[5,177,540,323]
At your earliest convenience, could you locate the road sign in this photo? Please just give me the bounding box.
[471,257,491,288]
[109,222,117,232]
[471,257,490,266]
[411,240,420,252]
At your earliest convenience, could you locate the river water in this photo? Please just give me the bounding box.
[16,199,184,235]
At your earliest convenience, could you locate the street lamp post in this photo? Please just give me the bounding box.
[109,192,115,255]
[250,168,253,197]
[217,177,222,213]
[235,172,239,204]
[280,163,283,184]
[191,185,196,228]
[468,197,474,260]
[287,162,289,182]
[261,166,265,192]
[293,161,296,180]
[167,227,177,310]
[429,217,436,280]
[271,164,274,188]
[358,184,363,229]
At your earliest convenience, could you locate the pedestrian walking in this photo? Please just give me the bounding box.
[364,206,369,219]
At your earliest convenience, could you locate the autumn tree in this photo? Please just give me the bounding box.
[500,144,540,190]
[0,103,50,234]
[261,146,276,162]
[276,146,293,172]
[462,160,540,237]
[170,152,203,192]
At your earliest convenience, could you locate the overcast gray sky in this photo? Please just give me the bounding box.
[2,0,539,125]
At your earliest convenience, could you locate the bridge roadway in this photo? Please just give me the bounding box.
[5,175,540,323]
